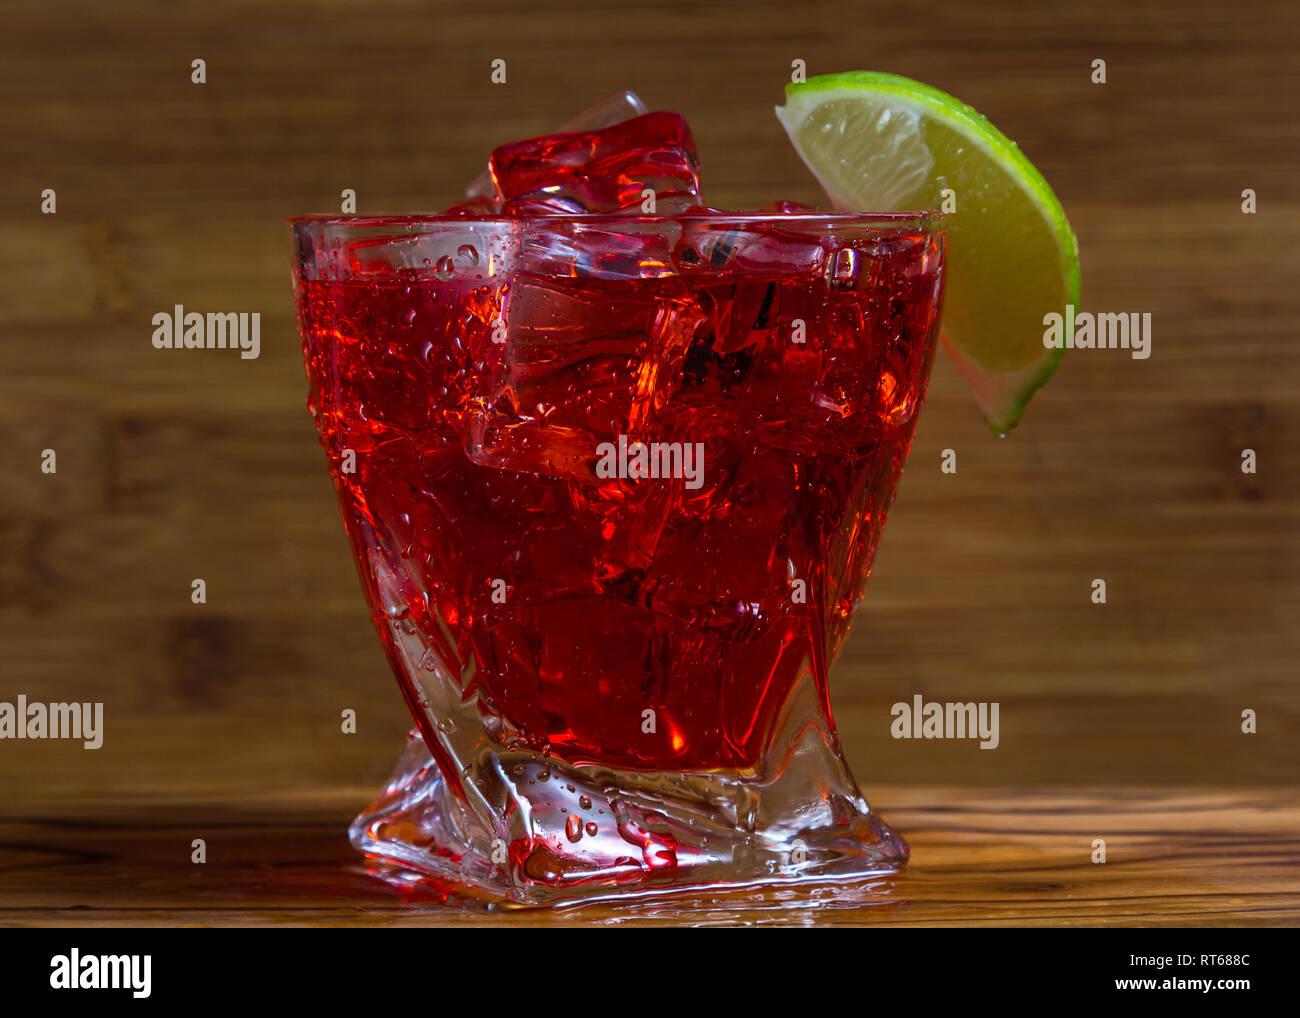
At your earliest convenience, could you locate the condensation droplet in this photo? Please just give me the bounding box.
[434,255,455,277]
[827,247,859,289]
[372,554,410,621]
[565,813,583,843]
[457,244,480,267]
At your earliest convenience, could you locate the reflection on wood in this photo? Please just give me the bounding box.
[1,788,1297,926]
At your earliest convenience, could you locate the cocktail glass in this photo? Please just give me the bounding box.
[291,210,945,905]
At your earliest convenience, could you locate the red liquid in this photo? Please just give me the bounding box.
[296,219,943,772]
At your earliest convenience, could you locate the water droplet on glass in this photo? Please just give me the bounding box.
[435,255,455,277]
[457,244,480,267]
[585,822,598,837]
[827,247,859,289]
[565,813,583,843]
[372,554,410,620]
[579,795,593,811]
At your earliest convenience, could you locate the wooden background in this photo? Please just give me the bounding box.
[0,0,1297,925]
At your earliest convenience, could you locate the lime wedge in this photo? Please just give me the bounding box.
[776,71,1080,432]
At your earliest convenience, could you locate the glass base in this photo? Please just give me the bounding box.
[351,728,908,907]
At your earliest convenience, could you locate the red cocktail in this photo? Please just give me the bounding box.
[291,109,945,904]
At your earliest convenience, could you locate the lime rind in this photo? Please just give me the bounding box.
[777,71,1081,432]
[939,327,1064,435]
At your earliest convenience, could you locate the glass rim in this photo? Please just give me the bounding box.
[288,210,947,232]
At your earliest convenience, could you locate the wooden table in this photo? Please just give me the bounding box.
[3,787,1296,926]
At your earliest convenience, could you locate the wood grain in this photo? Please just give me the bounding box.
[1,787,1296,926]
[0,0,1297,923]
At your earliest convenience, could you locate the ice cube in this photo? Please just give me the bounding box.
[672,215,826,276]
[813,231,939,427]
[636,440,805,642]
[669,218,825,403]
[620,220,830,451]
[490,112,701,215]
[519,217,678,280]
[464,274,664,480]
[561,89,650,131]
[464,90,649,201]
